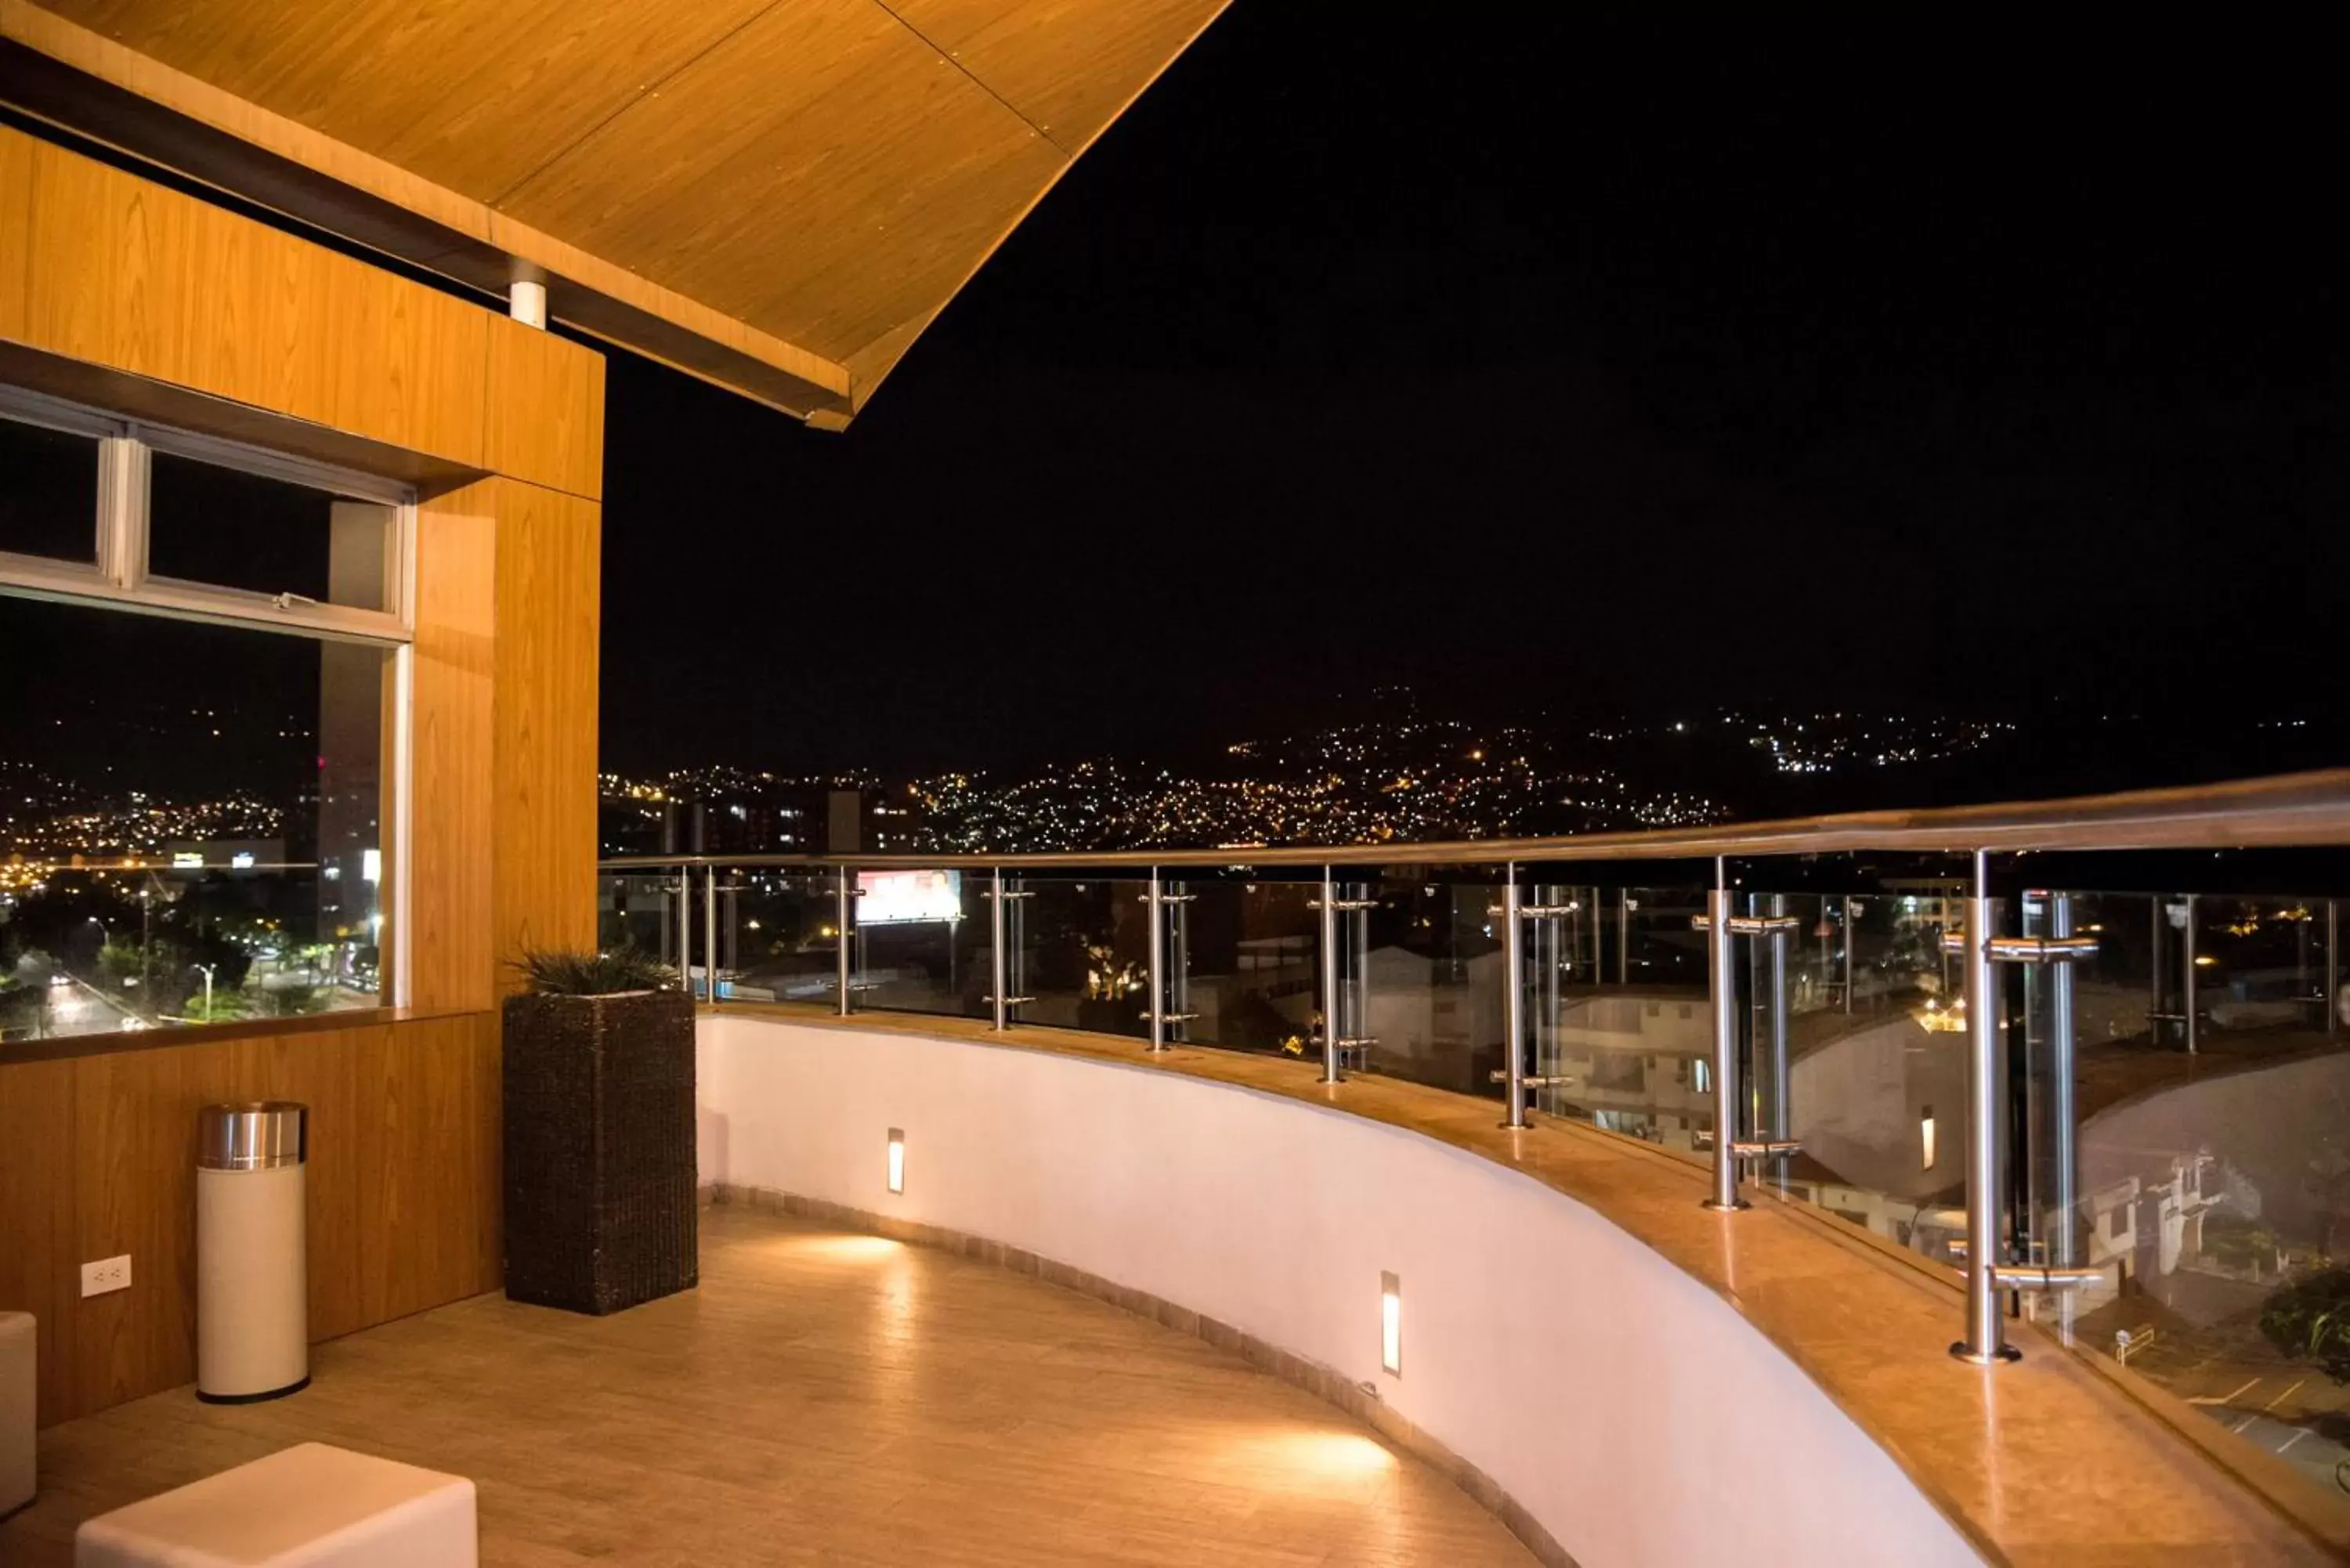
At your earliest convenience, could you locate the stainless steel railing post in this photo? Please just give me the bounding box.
[2049,891,2078,1266]
[1539,883,1560,1100]
[1318,865,1342,1084]
[1767,891,1790,1146]
[1702,861,1745,1212]
[836,868,854,1017]
[703,861,720,1003]
[990,867,1007,1032]
[1502,865,1526,1130]
[2183,892,2199,1055]
[1145,867,1170,1053]
[1169,881,1192,1043]
[2331,900,2341,1038]
[1842,896,1855,1016]
[1953,849,2019,1364]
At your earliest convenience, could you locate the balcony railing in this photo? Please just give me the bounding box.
[602,767,2350,1509]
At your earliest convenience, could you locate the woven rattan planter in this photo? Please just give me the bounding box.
[502,988,697,1314]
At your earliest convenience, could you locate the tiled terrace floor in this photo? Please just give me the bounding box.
[0,1205,1531,1566]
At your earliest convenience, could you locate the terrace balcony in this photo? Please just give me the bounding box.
[11,13,2340,1561]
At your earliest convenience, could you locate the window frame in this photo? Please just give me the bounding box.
[2,380,418,1013]
[0,384,416,648]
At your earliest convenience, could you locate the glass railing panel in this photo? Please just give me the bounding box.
[1352,865,1506,1096]
[1001,876,1152,1040]
[2019,885,2350,1504]
[717,869,844,1005]
[1165,871,1321,1057]
[1841,883,1966,1020]
[1784,894,1844,1016]
[846,867,988,1020]
[1621,885,1709,988]
[2190,894,2333,1045]
[597,869,682,963]
[1520,876,1713,1158]
[1734,887,1965,1264]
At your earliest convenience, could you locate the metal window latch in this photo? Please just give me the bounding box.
[1728,1138,1802,1161]
[1137,1010,1199,1024]
[980,995,1036,1006]
[1488,1070,1574,1088]
[270,591,321,610]
[1519,902,1582,917]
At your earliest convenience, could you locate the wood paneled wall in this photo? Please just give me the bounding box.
[490,479,602,983]
[407,490,500,1013]
[0,1016,502,1425]
[1,125,606,1423]
[403,475,601,1006]
[0,122,602,501]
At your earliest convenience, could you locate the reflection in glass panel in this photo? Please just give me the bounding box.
[0,595,385,1041]
[1185,876,1322,1057]
[2015,886,2350,1504]
[0,414,99,563]
[1519,879,1716,1157]
[1005,877,1151,1039]
[1735,886,1966,1265]
[598,871,683,964]
[148,451,396,611]
[1361,869,1506,1096]
[721,870,843,1003]
[851,868,988,1019]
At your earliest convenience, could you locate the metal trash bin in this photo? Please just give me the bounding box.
[196,1101,309,1404]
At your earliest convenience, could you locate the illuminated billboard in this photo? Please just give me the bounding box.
[857,869,963,925]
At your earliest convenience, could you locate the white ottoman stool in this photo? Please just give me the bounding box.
[75,1442,475,1567]
[1,1311,32,1516]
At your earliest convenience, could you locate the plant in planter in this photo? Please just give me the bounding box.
[2260,1266,2350,1384]
[503,945,697,1314]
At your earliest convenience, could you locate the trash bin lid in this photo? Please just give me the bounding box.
[198,1101,307,1170]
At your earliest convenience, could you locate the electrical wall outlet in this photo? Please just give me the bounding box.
[81,1255,132,1298]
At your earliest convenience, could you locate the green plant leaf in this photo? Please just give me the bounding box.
[512,945,680,997]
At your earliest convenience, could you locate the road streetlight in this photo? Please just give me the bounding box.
[194,962,217,1022]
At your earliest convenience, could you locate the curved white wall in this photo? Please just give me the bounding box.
[698,1014,1981,1568]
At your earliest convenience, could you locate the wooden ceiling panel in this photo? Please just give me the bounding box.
[496,0,1066,363]
[891,0,1224,153]
[4,0,1234,420]
[34,0,776,203]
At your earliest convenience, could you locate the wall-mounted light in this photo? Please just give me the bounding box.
[1379,1271,1401,1376]
[1920,1106,1936,1171]
[886,1128,906,1195]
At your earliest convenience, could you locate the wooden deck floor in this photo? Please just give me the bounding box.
[0,1205,1531,1566]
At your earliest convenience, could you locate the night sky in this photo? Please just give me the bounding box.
[598,20,2346,777]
